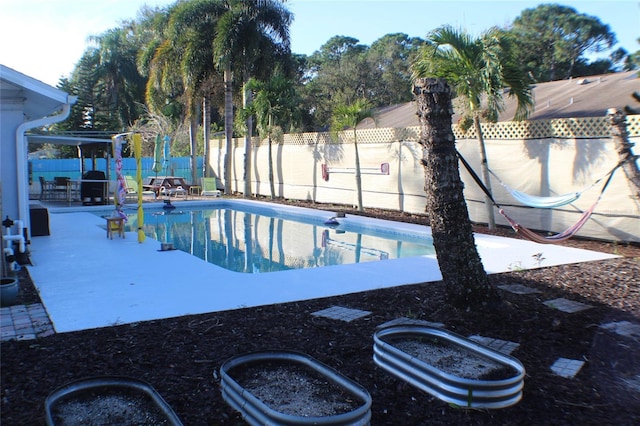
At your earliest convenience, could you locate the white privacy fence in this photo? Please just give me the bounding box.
[206,115,640,243]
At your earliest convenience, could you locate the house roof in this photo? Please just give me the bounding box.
[0,64,74,120]
[1,65,116,147]
[358,70,640,129]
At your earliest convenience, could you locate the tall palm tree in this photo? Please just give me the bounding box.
[146,0,224,185]
[414,78,499,309]
[331,99,374,212]
[242,70,301,199]
[145,40,185,121]
[412,25,533,229]
[136,5,177,120]
[214,0,292,196]
[88,27,146,129]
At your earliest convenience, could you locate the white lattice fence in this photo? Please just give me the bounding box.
[214,115,640,148]
[281,132,333,146]
[626,114,640,136]
[258,115,640,145]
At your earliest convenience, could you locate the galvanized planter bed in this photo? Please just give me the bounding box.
[373,325,525,409]
[220,350,372,425]
[44,376,183,426]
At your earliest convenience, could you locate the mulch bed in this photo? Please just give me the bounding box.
[1,200,639,425]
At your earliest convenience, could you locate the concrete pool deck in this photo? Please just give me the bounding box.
[26,200,618,333]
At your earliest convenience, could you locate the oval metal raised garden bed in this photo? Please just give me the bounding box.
[373,325,525,409]
[44,376,183,426]
[220,350,372,425]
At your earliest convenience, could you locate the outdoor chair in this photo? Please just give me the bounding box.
[52,176,70,200]
[201,177,222,197]
[38,176,56,201]
[160,186,187,199]
[124,176,155,200]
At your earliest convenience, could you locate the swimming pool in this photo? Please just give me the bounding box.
[36,199,617,332]
[102,203,436,273]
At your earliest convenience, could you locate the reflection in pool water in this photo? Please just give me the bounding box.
[110,206,435,274]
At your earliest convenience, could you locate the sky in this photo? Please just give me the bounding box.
[1,0,638,87]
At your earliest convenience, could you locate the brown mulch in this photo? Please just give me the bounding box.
[1,199,639,425]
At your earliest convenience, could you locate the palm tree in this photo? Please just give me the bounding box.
[146,0,223,185]
[414,78,499,309]
[242,70,301,199]
[331,99,374,212]
[213,0,293,196]
[412,25,533,229]
[88,27,146,130]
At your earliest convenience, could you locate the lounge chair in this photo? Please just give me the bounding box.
[125,176,156,200]
[201,177,222,197]
[161,186,187,199]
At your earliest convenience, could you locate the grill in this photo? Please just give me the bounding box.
[81,170,107,205]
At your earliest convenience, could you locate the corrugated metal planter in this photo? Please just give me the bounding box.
[44,377,183,425]
[1,277,19,307]
[374,325,525,409]
[220,351,372,425]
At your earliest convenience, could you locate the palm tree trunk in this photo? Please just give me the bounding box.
[414,78,499,309]
[203,96,211,179]
[243,78,253,198]
[608,108,640,200]
[473,113,496,229]
[353,129,364,212]
[268,135,275,199]
[223,67,233,195]
[268,115,275,199]
[189,115,198,185]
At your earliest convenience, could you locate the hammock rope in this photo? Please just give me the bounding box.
[456,150,621,244]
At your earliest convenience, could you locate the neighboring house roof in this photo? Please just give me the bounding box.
[358,70,640,129]
[27,148,60,160]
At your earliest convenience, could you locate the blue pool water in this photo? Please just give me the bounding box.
[101,204,435,273]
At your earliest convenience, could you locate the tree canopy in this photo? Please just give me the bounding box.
[56,0,633,144]
[509,4,617,81]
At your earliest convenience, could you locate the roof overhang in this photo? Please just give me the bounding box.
[27,135,113,146]
[0,64,75,119]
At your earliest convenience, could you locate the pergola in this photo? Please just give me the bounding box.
[27,134,115,181]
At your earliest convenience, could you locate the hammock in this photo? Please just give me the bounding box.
[487,166,616,209]
[498,204,597,244]
[497,184,580,208]
[456,150,621,244]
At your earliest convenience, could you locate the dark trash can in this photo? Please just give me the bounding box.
[81,171,107,205]
[30,205,50,236]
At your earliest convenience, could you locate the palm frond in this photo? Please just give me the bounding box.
[412,24,533,122]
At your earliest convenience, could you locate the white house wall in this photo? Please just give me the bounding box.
[1,65,75,239]
[0,101,24,224]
